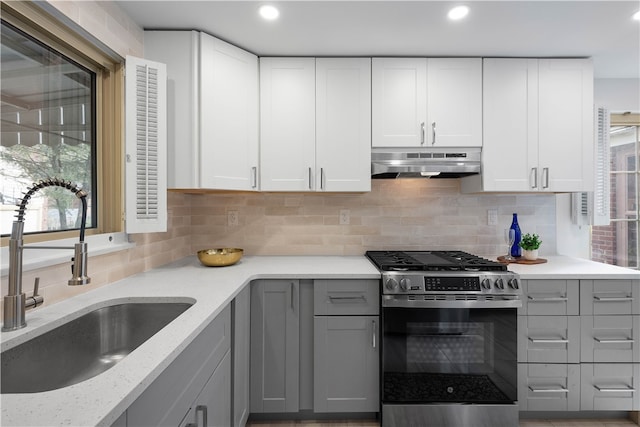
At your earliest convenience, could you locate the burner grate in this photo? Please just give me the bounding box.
[365,250,507,272]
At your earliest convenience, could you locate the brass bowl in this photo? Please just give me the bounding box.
[197,248,244,267]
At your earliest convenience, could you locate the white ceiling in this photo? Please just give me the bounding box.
[116,1,640,79]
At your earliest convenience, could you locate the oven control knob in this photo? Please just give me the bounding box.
[508,278,520,289]
[385,278,399,292]
[481,278,492,290]
[399,278,410,291]
[495,278,505,290]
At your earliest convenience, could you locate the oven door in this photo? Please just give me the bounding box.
[381,301,518,406]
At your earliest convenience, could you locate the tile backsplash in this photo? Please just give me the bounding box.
[190,179,556,257]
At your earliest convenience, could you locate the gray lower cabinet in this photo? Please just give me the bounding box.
[126,305,231,426]
[313,315,379,412]
[233,285,251,426]
[250,279,300,413]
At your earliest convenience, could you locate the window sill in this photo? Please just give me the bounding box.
[1,232,135,277]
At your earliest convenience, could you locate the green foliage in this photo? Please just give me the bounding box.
[519,233,542,250]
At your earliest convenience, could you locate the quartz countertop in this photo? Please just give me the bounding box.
[1,254,637,426]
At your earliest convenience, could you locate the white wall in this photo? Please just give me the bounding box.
[595,78,640,112]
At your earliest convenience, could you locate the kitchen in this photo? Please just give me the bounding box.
[1,1,639,426]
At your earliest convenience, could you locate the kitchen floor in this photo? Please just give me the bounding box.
[247,419,639,427]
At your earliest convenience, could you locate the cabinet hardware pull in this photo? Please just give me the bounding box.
[528,386,569,393]
[328,295,366,303]
[308,167,312,190]
[528,337,569,344]
[594,295,633,302]
[290,282,294,311]
[372,320,376,349]
[320,168,325,190]
[527,295,568,302]
[251,166,258,189]
[594,385,636,393]
[420,122,425,145]
[196,405,208,427]
[530,167,538,189]
[431,122,436,145]
[594,337,634,344]
[542,167,549,189]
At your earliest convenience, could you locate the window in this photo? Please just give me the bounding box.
[0,2,123,244]
[592,114,639,269]
[0,20,97,236]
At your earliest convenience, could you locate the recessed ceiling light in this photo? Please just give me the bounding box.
[259,5,279,20]
[633,10,640,21]
[448,5,469,21]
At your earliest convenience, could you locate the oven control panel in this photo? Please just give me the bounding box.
[383,272,521,295]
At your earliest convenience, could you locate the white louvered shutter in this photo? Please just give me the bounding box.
[592,107,610,226]
[125,56,167,233]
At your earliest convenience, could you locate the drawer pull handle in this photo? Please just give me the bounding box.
[528,337,569,344]
[594,385,636,393]
[528,295,568,302]
[196,405,208,427]
[372,320,377,349]
[528,386,569,393]
[328,296,367,303]
[594,337,634,344]
[593,295,633,302]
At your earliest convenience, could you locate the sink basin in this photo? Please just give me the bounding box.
[1,301,193,394]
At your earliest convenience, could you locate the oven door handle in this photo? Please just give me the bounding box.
[382,295,522,309]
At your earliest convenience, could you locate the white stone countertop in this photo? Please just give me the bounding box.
[0,256,380,427]
[1,254,637,427]
[493,255,640,280]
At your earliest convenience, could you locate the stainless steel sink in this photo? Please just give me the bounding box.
[1,301,193,394]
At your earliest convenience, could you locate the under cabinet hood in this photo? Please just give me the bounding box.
[371,147,481,179]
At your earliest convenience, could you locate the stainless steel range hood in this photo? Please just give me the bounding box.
[371,147,481,179]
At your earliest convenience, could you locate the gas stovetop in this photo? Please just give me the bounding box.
[365,250,507,272]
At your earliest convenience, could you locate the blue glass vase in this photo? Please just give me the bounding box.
[510,213,522,257]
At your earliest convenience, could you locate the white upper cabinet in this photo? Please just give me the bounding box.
[316,58,371,192]
[372,57,482,148]
[260,58,316,191]
[200,35,259,190]
[463,58,593,193]
[144,30,258,190]
[260,57,371,192]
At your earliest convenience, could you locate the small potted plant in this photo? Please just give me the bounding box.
[519,233,542,260]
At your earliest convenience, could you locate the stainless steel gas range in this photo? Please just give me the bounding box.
[365,251,522,427]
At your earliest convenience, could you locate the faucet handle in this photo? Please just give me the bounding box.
[26,277,44,309]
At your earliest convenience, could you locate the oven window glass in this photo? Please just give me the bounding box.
[382,307,517,404]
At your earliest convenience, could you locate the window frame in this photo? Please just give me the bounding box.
[0,1,123,246]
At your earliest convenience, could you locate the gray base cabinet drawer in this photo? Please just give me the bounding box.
[518,316,580,363]
[518,363,580,411]
[521,280,579,316]
[580,279,640,315]
[580,363,640,410]
[581,315,640,363]
[313,279,379,316]
[127,305,231,427]
[313,315,379,413]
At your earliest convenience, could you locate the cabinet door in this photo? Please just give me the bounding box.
[372,58,427,147]
[581,315,639,363]
[260,58,316,191]
[233,286,250,426]
[538,59,594,192]
[518,315,580,363]
[250,280,300,413]
[179,351,232,427]
[427,58,482,147]
[521,279,580,316]
[316,58,371,192]
[518,363,580,411]
[144,30,199,189]
[481,58,539,191]
[314,316,379,412]
[580,363,640,410]
[200,34,259,190]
